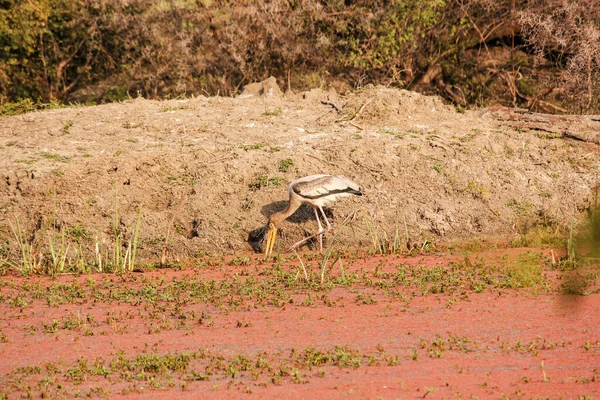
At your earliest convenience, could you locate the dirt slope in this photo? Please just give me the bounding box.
[1,82,599,261]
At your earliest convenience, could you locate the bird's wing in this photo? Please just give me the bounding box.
[292,175,361,199]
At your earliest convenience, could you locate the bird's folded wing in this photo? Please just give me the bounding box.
[293,175,359,199]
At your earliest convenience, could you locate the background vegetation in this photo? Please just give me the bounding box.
[1,0,599,113]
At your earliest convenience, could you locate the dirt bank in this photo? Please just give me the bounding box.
[1,82,599,263]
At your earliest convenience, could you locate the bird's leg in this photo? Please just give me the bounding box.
[318,206,332,231]
[314,206,324,252]
[288,232,323,252]
[287,207,332,253]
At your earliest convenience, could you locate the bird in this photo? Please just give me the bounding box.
[264,174,362,257]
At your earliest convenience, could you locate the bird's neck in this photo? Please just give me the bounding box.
[271,195,302,227]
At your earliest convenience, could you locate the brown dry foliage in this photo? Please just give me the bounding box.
[1,0,599,113]
[521,0,600,113]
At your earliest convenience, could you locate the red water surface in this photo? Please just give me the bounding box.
[1,248,599,399]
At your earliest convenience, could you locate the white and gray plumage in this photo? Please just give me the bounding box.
[264,174,362,256]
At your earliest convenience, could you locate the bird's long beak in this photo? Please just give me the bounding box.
[264,225,277,257]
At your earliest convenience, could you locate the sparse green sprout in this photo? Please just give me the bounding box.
[376,127,403,139]
[69,224,91,242]
[42,152,71,163]
[376,128,394,135]
[230,257,250,266]
[240,142,267,151]
[279,158,294,172]
[410,349,418,361]
[460,133,475,142]
[467,180,487,199]
[251,175,281,189]
[433,164,442,173]
[62,120,74,132]
[123,121,142,129]
[263,107,282,116]
[15,158,35,164]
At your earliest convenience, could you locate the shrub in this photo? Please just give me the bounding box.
[0,0,598,114]
[521,0,600,113]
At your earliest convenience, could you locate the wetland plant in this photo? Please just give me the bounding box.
[5,186,143,275]
[560,203,600,294]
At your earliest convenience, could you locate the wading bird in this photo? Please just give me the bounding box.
[264,174,362,256]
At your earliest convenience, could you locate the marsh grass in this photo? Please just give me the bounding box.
[8,217,38,275]
[319,243,344,285]
[90,188,139,273]
[288,232,344,284]
[319,246,332,284]
[5,187,144,276]
[362,210,434,255]
[293,250,308,281]
[48,228,70,274]
[2,324,580,399]
[1,344,406,397]
[501,253,549,291]
[559,205,600,294]
[47,191,70,275]
[0,249,561,328]
[362,210,406,255]
[272,243,552,297]
[509,225,567,248]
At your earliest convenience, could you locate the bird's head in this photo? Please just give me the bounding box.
[264,220,278,257]
[264,210,288,257]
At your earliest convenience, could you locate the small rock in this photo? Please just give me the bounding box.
[239,77,284,98]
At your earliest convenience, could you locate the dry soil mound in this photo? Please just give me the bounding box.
[1,82,599,262]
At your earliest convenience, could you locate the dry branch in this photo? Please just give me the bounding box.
[320,100,342,113]
[482,106,600,145]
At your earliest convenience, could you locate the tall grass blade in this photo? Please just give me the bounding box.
[9,217,35,275]
[361,210,381,254]
[320,234,338,284]
[130,204,143,271]
[293,249,308,281]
